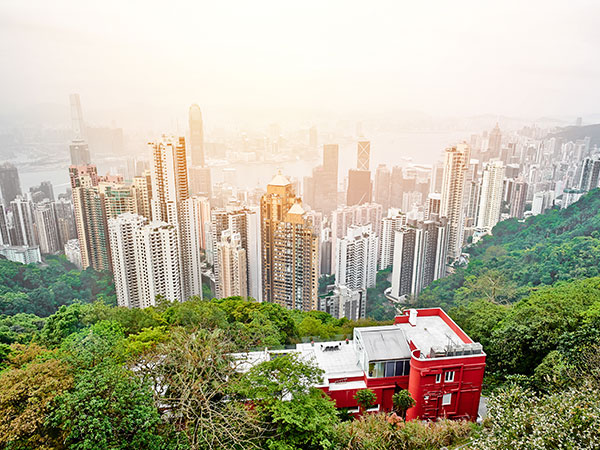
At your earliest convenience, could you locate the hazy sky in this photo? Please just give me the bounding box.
[1,0,599,127]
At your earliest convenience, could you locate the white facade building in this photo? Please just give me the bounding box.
[336,224,378,291]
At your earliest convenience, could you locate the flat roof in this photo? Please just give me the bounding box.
[355,327,411,361]
[296,341,363,382]
[396,315,466,356]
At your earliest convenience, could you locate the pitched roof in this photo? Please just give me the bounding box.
[268,173,291,186]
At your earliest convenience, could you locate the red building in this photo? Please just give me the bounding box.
[239,307,486,421]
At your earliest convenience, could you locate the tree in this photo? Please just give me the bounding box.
[240,353,339,450]
[391,390,415,420]
[136,327,262,449]
[354,389,377,413]
[0,344,72,449]
[49,363,165,450]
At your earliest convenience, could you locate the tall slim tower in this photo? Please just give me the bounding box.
[477,160,505,232]
[149,135,202,300]
[440,143,469,260]
[357,141,371,171]
[261,173,318,311]
[336,224,378,290]
[216,230,248,299]
[488,123,501,159]
[70,94,86,139]
[0,163,22,207]
[69,94,91,165]
[189,104,205,167]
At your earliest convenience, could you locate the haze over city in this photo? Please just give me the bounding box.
[1,2,600,448]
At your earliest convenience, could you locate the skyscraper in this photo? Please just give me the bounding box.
[150,135,189,223]
[488,123,501,160]
[109,213,183,308]
[390,217,448,300]
[440,143,469,260]
[477,160,505,232]
[0,163,22,207]
[70,93,86,139]
[379,209,406,270]
[331,202,383,274]
[34,200,62,254]
[374,164,391,212]
[336,224,378,291]
[69,94,91,165]
[510,180,528,219]
[346,169,372,206]
[10,197,37,247]
[578,157,600,192]
[215,230,248,299]
[357,140,371,171]
[210,207,261,301]
[69,140,91,166]
[189,104,205,167]
[70,165,112,271]
[261,173,318,311]
[303,144,339,214]
[149,135,202,300]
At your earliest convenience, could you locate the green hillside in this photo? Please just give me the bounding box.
[418,188,600,311]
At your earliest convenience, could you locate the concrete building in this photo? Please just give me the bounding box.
[476,160,505,232]
[389,217,448,300]
[318,285,366,321]
[64,239,82,269]
[109,213,183,308]
[261,173,318,311]
[33,200,62,254]
[336,224,378,291]
[215,230,248,299]
[379,209,406,270]
[210,206,261,301]
[0,245,41,264]
[440,143,469,260]
[0,163,22,207]
[236,308,485,422]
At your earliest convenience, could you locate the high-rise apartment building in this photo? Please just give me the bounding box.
[215,230,248,298]
[318,285,366,321]
[70,165,112,271]
[261,174,318,311]
[0,163,22,207]
[109,213,183,308]
[510,180,528,219]
[331,203,383,274]
[210,207,261,301]
[11,197,37,247]
[34,200,62,254]
[389,217,448,300]
[578,157,600,192]
[149,135,202,300]
[440,143,469,260]
[379,209,407,270]
[477,160,505,232]
[336,224,378,291]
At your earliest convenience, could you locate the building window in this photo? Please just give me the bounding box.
[442,393,452,406]
[435,373,442,383]
[444,371,455,382]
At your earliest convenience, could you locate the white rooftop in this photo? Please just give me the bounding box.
[296,341,363,383]
[396,315,468,356]
[268,173,291,186]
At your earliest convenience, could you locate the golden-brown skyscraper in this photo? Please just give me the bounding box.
[261,173,318,311]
